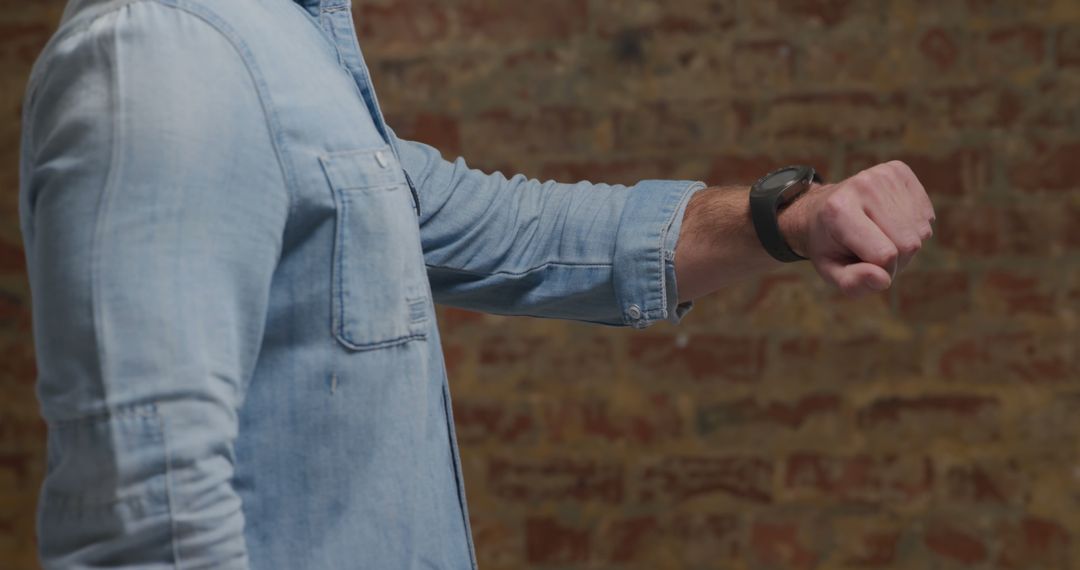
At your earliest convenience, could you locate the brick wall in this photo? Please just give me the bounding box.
[2,0,1078,568]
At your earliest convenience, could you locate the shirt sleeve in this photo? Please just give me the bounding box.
[21,5,286,566]
[393,133,705,328]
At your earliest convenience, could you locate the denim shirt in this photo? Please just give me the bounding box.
[19,0,704,567]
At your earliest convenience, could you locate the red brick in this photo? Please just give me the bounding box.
[479,334,548,364]
[750,0,865,29]
[771,334,923,384]
[857,395,1002,443]
[0,240,26,273]
[0,22,53,65]
[359,0,589,48]
[841,528,901,567]
[0,414,45,446]
[436,306,485,332]
[386,112,461,157]
[897,270,971,323]
[747,91,908,143]
[667,513,742,563]
[466,105,599,158]
[960,0,1054,20]
[934,203,1001,255]
[468,516,519,567]
[920,28,961,70]
[1002,203,1066,256]
[487,456,623,504]
[1068,204,1080,250]
[627,333,766,384]
[0,344,36,386]
[598,512,744,565]
[924,522,988,565]
[1057,26,1080,68]
[593,0,737,38]
[922,85,1023,129]
[994,516,1071,569]
[976,25,1047,71]
[355,2,451,47]
[612,100,734,152]
[0,452,33,483]
[859,394,997,424]
[541,393,684,446]
[1015,391,1080,443]
[602,515,657,563]
[784,453,933,504]
[525,516,589,564]
[738,272,815,314]
[1007,140,1080,192]
[976,269,1056,317]
[943,458,1030,506]
[452,399,536,445]
[937,330,1072,383]
[732,40,795,89]
[708,154,779,185]
[708,153,831,186]
[440,341,466,379]
[1035,76,1080,129]
[934,202,1065,257]
[546,335,619,381]
[636,454,773,503]
[901,148,987,196]
[696,393,842,434]
[750,520,819,570]
[457,0,588,43]
[0,289,28,328]
[788,0,860,27]
[798,30,891,86]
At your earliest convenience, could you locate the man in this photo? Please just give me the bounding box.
[19,0,933,568]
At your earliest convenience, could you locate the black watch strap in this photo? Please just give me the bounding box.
[749,165,822,263]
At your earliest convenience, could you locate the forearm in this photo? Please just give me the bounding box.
[673,184,818,303]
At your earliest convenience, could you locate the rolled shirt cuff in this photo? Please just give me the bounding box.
[613,179,707,328]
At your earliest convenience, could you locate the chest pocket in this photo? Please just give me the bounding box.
[320,147,429,351]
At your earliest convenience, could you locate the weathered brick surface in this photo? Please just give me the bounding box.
[2,0,1079,568]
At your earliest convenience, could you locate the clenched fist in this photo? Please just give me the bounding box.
[779,161,936,298]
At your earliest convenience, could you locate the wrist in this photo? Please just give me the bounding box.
[777,182,825,259]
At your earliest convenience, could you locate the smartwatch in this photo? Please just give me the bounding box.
[749,165,823,263]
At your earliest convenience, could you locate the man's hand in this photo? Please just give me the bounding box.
[779,161,936,298]
[673,161,935,303]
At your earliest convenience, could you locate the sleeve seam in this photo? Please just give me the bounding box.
[426,260,613,278]
[157,0,299,217]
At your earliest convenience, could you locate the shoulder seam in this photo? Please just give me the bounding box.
[151,0,300,216]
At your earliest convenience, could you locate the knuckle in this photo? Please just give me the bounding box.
[899,239,922,256]
[841,282,865,299]
[821,195,847,222]
[835,274,857,295]
[876,246,899,266]
[889,159,914,176]
[919,226,934,240]
[851,170,874,188]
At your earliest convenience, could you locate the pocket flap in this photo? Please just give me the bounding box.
[320,147,408,191]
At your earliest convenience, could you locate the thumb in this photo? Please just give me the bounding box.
[816,258,893,298]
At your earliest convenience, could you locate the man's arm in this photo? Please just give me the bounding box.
[674,161,936,302]
[21,5,287,566]
[395,134,702,327]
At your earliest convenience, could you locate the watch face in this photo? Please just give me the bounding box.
[762,167,803,191]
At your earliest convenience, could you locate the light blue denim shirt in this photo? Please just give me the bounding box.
[19,0,704,567]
